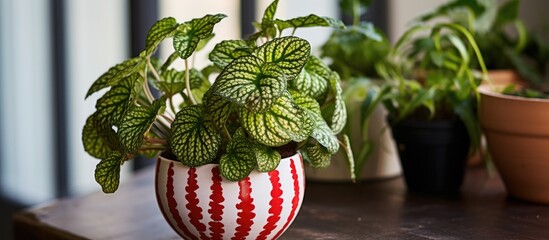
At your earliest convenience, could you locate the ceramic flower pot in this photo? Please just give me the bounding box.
[155,152,305,239]
[391,119,470,194]
[479,84,549,204]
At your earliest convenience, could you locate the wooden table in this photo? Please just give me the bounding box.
[13,166,549,239]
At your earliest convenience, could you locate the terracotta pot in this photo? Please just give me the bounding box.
[479,84,549,204]
[155,152,305,239]
[486,70,528,87]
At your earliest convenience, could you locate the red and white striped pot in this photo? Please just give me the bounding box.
[155,152,305,240]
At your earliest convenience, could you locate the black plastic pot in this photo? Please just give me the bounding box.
[391,119,470,194]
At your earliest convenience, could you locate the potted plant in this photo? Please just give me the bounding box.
[421,0,549,203]
[81,0,353,238]
[372,22,488,194]
[305,0,400,181]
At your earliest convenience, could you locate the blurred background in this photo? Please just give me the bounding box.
[0,0,546,238]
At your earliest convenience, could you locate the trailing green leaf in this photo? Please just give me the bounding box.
[340,134,356,182]
[290,90,321,114]
[328,72,347,134]
[305,142,332,168]
[219,129,256,181]
[238,92,310,146]
[95,74,143,125]
[82,113,121,159]
[275,14,344,32]
[203,90,232,128]
[209,40,253,69]
[170,105,221,166]
[255,36,311,81]
[86,57,145,98]
[254,143,281,172]
[309,113,339,154]
[173,14,226,59]
[213,55,287,112]
[144,17,180,56]
[291,55,331,101]
[95,151,125,193]
[253,0,279,39]
[155,69,186,97]
[118,100,165,153]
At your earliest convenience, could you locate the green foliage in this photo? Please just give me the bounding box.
[321,23,389,80]
[419,0,549,95]
[83,0,350,193]
[173,14,227,59]
[318,0,388,179]
[373,23,487,152]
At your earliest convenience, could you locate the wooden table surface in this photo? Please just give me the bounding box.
[13,165,549,239]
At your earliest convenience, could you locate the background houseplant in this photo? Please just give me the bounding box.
[418,0,549,95]
[305,0,400,181]
[421,0,549,203]
[372,22,488,194]
[81,0,353,237]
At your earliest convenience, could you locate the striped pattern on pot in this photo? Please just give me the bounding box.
[155,152,305,240]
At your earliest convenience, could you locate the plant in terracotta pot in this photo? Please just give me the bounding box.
[419,0,549,92]
[371,22,488,194]
[304,0,400,181]
[81,0,352,238]
[421,0,549,203]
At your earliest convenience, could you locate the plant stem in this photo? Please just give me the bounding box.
[161,114,174,123]
[169,97,177,115]
[353,0,360,26]
[185,59,198,105]
[222,125,232,141]
[145,137,168,145]
[140,146,167,151]
[148,58,162,82]
[142,60,156,104]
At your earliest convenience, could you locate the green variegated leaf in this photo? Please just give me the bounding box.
[209,40,253,69]
[118,100,165,153]
[341,134,356,182]
[203,91,232,128]
[213,55,286,112]
[189,68,209,89]
[95,74,142,125]
[144,17,180,56]
[173,14,226,59]
[219,129,256,181]
[309,113,339,154]
[291,55,331,101]
[170,105,221,166]
[82,113,120,159]
[173,31,201,60]
[157,69,186,96]
[95,151,125,193]
[305,142,332,168]
[262,0,279,23]
[195,34,215,52]
[274,14,344,31]
[291,90,338,152]
[328,72,347,134]
[238,92,310,146]
[253,0,279,39]
[254,144,281,172]
[255,36,310,81]
[86,57,144,98]
[290,90,321,114]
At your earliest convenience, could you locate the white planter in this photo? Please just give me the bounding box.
[155,152,305,239]
[306,103,401,181]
